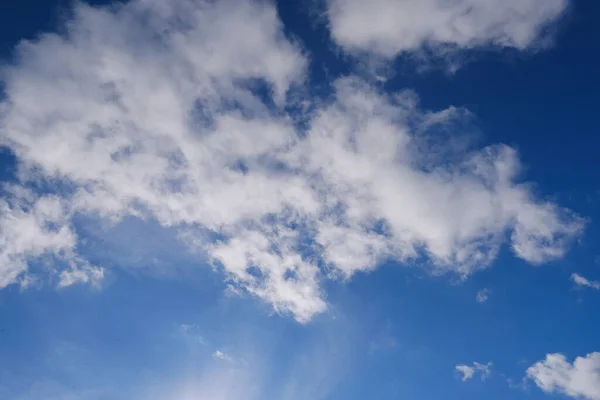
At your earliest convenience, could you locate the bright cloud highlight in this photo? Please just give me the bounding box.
[527,353,600,400]
[326,0,569,58]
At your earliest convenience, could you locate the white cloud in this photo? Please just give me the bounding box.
[456,361,492,382]
[527,353,600,400]
[0,0,583,322]
[476,288,490,303]
[0,188,103,289]
[57,261,104,289]
[213,350,234,363]
[326,0,570,58]
[571,273,600,290]
[456,364,475,381]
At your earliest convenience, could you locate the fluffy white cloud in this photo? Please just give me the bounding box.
[456,361,492,382]
[0,0,583,322]
[326,0,569,58]
[476,288,490,303]
[0,187,103,289]
[572,273,600,290]
[527,353,600,400]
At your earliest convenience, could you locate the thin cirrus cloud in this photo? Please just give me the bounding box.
[0,0,584,322]
[326,0,570,58]
[571,273,600,290]
[476,288,490,303]
[527,353,600,400]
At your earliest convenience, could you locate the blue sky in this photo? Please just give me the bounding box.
[1,0,600,399]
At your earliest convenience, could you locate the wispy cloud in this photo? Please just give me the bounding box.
[456,361,493,382]
[571,273,600,290]
[144,313,359,400]
[213,350,234,363]
[476,288,490,303]
[179,324,207,345]
[57,260,104,289]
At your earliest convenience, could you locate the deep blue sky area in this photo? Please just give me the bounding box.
[0,1,599,400]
